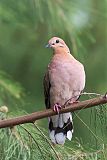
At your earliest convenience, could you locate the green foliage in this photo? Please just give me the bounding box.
[0,0,106,98]
[0,111,107,160]
[0,71,24,99]
[0,71,24,107]
[0,95,107,160]
[0,0,106,159]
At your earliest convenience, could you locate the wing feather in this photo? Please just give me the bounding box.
[43,71,51,109]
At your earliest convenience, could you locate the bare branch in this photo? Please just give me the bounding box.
[0,94,107,129]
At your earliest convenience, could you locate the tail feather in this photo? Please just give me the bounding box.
[48,113,73,144]
[55,133,66,144]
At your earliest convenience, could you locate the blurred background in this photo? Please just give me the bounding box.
[0,0,107,150]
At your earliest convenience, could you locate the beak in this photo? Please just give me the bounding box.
[45,44,51,48]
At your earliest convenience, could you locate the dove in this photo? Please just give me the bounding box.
[43,37,85,144]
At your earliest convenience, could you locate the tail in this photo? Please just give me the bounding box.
[48,113,73,144]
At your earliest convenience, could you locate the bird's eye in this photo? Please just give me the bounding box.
[56,39,59,43]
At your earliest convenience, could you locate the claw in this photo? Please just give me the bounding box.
[53,103,62,114]
[65,100,80,106]
[72,100,80,104]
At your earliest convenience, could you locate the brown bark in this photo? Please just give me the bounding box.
[0,94,107,128]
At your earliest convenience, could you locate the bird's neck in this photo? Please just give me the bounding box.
[53,46,69,54]
[53,47,75,60]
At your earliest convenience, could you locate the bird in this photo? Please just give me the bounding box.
[43,37,85,145]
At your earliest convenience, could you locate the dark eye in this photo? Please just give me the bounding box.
[56,39,59,43]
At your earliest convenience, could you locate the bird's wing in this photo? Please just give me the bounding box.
[43,70,51,109]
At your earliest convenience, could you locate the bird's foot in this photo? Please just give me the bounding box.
[73,100,80,104]
[53,103,62,114]
[64,100,80,107]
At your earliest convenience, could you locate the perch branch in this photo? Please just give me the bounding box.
[0,94,107,128]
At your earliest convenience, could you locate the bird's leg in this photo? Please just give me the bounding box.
[64,98,80,107]
[68,100,80,105]
[73,100,80,104]
[53,103,62,114]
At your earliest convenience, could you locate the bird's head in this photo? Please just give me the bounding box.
[46,37,70,54]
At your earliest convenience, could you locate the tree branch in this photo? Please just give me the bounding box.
[0,94,107,128]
